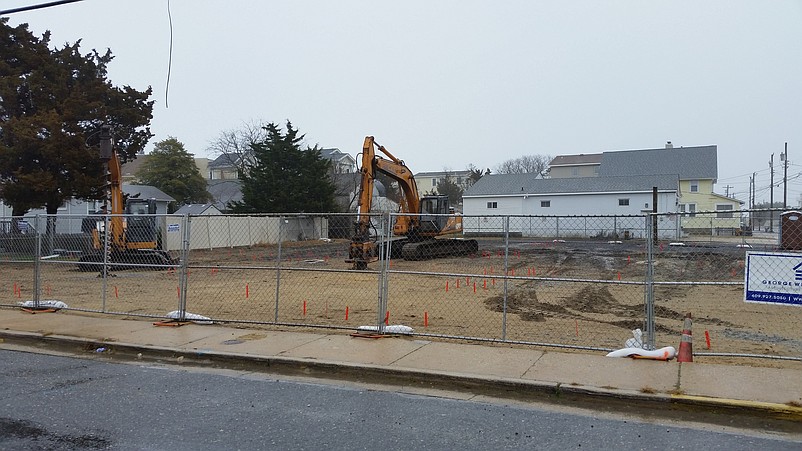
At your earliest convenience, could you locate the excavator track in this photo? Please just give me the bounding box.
[78,250,177,272]
[401,238,479,261]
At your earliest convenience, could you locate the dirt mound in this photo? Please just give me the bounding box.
[562,285,619,313]
[483,282,741,334]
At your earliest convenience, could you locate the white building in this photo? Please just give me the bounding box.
[462,174,679,239]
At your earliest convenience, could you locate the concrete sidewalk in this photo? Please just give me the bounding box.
[1,307,801,423]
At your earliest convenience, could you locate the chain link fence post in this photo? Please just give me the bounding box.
[376,213,391,334]
[101,213,111,312]
[502,215,510,340]
[274,216,284,323]
[177,214,191,321]
[32,215,42,308]
[644,213,656,350]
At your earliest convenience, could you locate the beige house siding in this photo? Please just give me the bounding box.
[209,167,239,180]
[414,170,472,197]
[678,184,742,233]
[549,165,600,178]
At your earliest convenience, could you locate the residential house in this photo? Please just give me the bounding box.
[414,170,473,197]
[546,142,743,234]
[206,179,243,213]
[174,204,222,215]
[462,174,679,239]
[206,148,357,211]
[547,154,602,178]
[320,148,357,174]
[207,153,246,180]
[0,185,175,235]
[121,155,209,184]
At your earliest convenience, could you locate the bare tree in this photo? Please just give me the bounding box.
[494,155,551,176]
[206,119,269,175]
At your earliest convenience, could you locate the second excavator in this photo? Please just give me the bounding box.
[346,136,478,270]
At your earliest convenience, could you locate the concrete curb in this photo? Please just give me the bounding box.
[670,394,802,420]
[4,328,801,424]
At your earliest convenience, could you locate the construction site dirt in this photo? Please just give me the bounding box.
[6,237,801,367]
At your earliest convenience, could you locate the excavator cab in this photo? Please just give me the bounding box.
[347,136,477,269]
[418,195,451,236]
[124,198,158,247]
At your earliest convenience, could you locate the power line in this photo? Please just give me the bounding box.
[0,0,84,15]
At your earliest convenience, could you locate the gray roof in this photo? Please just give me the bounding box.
[206,179,243,212]
[597,145,717,180]
[464,174,679,197]
[174,204,222,215]
[208,152,246,169]
[319,148,354,162]
[120,154,151,177]
[549,154,603,167]
[414,170,472,178]
[122,184,175,202]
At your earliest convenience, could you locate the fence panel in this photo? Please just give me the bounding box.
[0,215,36,308]
[650,210,801,359]
[183,213,377,327]
[34,214,182,316]
[1,209,798,361]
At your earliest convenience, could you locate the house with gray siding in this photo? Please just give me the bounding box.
[462,174,679,239]
[546,143,742,233]
[0,185,175,235]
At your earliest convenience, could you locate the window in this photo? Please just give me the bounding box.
[571,168,579,176]
[619,198,630,206]
[716,204,734,218]
[690,180,699,193]
[86,201,101,214]
[432,178,438,187]
[540,200,550,208]
[681,203,697,217]
[487,202,498,209]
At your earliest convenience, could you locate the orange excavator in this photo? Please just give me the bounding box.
[78,125,176,271]
[346,136,478,270]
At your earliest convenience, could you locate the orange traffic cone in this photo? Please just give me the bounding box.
[677,312,693,362]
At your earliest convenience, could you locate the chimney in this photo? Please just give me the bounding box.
[665,141,673,149]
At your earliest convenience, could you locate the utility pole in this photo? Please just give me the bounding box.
[770,153,774,232]
[724,185,733,197]
[749,173,755,230]
[782,142,788,210]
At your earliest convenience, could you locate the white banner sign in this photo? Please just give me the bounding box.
[744,251,802,306]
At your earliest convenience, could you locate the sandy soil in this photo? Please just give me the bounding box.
[2,237,800,364]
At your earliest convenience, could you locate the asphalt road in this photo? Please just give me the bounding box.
[0,349,799,450]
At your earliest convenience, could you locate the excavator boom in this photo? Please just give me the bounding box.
[347,136,477,269]
[78,125,175,271]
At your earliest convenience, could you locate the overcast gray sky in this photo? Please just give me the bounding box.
[5,1,802,205]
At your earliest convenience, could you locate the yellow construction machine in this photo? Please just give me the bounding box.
[78,125,176,271]
[346,136,478,270]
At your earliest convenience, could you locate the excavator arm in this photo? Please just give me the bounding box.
[99,125,126,248]
[79,125,174,271]
[347,136,478,270]
[348,136,423,268]
[355,136,421,233]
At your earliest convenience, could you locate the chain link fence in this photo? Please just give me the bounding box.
[1,209,799,361]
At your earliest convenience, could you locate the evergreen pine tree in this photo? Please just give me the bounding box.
[230,122,337,213]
